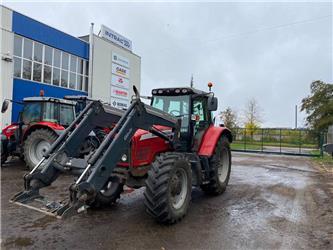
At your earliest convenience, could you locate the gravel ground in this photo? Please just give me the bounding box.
[1,153,332,250]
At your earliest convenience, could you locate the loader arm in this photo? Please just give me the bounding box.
[11,96,180,218]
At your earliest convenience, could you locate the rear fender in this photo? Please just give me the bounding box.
[198,125,232,157]
[22,122,65,141]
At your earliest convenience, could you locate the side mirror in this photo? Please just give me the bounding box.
[208,96,218,111]
[1,100,9,113]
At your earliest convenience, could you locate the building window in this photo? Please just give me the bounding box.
[14,35,22,57]
[61,70,68,88]
[53,68,60,86]
[44,65,52,84]
[33,42,43,63]
[13,34,88,92]
[33,62,42,82]
[13,57,22,78]
[22,60,32,80]
[44,46,53,66]
[53,49,61,68]
[61,52,69,70]
[23,39,33,60]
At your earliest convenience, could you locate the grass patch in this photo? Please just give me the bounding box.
[312,152,333,168]
[231,142,261,151]
[232,140,317,149]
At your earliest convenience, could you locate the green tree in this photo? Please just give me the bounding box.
[243,98,262,138]
[219,107,238,130]
[301,80,333,132]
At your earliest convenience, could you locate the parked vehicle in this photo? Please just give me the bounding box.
[1,97,76,169]
[11,85,232,224]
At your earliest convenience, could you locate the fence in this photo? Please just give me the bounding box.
[231,128,326,157]
[327,125,333,144]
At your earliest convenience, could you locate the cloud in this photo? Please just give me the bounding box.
[4,1,332,127]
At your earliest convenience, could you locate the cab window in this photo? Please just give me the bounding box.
[193,99,206,122]
[22,102,41,124]
[59,104,74,126]
[43,102,58,123]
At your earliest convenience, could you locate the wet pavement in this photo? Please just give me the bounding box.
[1,153,332,250]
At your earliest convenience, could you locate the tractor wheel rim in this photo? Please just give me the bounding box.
[100,181,115,196]
[30,139,51,165]
[170,168,188,210]
[218,149,229,183]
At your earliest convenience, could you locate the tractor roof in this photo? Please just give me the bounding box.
[23,97,76,105]
[151,87,209,96]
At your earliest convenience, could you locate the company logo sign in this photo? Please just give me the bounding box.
[111,86,129,100]
[112,75,129,89]
[101,25,132,51]
[112,64,130,78]
[111,97,129,109]
[112,52,130,68]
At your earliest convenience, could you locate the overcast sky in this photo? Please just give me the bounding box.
[3,1,332,127]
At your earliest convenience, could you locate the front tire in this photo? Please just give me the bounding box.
[144,152,192,224]
[201,136,231,195]
[23,129,57,170]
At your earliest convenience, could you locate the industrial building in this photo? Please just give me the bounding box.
[0,5,141,127]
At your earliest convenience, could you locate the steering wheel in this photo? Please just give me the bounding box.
[169,110,181,116]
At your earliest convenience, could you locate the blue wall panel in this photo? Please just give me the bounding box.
[12,79,87,122]
[12,11,89,59]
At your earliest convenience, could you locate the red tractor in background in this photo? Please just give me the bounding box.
[1,97,77,169]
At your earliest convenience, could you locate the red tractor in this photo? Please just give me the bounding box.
[1,97,76,169]
[12,85,232,224]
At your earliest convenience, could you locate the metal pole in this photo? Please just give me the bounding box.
[190,74,194,88]
[279,128,282,153]
[244,128,246,151]
[88,23,94,98]
[295,105,298,129]
[261,128,264,152]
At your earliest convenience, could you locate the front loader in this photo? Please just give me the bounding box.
[11,85,232,224]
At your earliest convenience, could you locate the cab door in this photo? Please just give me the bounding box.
[191,97,211,151]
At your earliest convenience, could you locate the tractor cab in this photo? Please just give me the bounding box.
[20,97,76,127]
[151,87,218,151]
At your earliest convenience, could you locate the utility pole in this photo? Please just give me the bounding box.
[295,105,298,129]
[190,74,194,88]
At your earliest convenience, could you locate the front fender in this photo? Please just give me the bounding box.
[198,125,232,157]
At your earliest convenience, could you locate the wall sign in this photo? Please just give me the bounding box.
[111,85,129,100]
[111,74,129,89]
[112,52,130,68]
[100,25,132,51]
[112,63,130,79]
[110,50,131,109]
[110,97,129,109]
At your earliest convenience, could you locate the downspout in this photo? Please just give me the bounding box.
[88,23,94,98]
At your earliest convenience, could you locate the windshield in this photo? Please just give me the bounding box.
[152,95,190,131]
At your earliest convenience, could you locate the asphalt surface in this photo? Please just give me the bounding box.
[1,153,332,250]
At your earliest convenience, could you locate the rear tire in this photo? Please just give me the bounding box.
[90,177,124,208]
[201,136,231,195]
[144,152,192,224]
[1,152,8,166]
[23,129,57,170]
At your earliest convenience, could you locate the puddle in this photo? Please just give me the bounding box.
[3,237,34,248]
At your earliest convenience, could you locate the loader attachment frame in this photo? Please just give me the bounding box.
[11,92,180,218]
